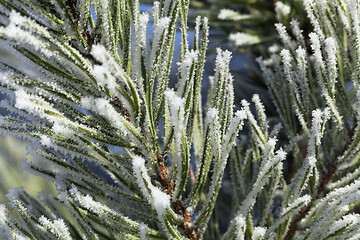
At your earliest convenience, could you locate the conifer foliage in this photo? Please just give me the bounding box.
[1,0,360,239]
[0,0,244,239]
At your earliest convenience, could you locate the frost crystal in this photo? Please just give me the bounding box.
[81,97,127,134]
[275,2,291,20]
[151,187,171,216]
[275,23,293,51]
[138,223,148,240]
[218,9,240,20]
[229,32,260,46]
[252,226,267,240]
[39,216,72,240]
[2,0,360,239]
[235,215,246,240]
[132,156,170,216]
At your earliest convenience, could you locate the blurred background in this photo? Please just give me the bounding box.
[0,47,56,203]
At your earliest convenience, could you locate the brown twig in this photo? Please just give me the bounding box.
[66,1,197,237]
[110,97,132,122]
[65,0,80,25]
[172,200,198,240]
[155,155,198,240]
[284,123,357,240]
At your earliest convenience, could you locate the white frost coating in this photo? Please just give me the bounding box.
[290,19,305,46]
[161,0,172,17]
[80,97,92,109]
[275,2,291,20]
[236,148,286,218]
[275,23,293,51]
[40,136,52,147]
[215,48,232,70]
[7,10,25,26]
[264,193,310,238]
[139,13,150,45]
[268,44,280,53]
[309,33,325,82]
[165,89,187,197]
[303,0,325,41]
[235,215,246,240]
[222,109,247,155]
[242,99,266,146]
[14,89,66,124]
[52,122,72,137]
[296,47,309,92]
[311,109,322,146]
[132,156,151,201]
[69,187,112,216]
[218,9,252,21]
[229,32,260,46]
[280,48,310,135]
[138,222,148,240]
[348,0,360,59]
[177,50,198,96]
[14,89,35,111]
[235,109,247,120]
[207,108,221,154]
[275,2,290,15]
[96,0,114,50]
[91,45,110,66]
[252,226,267,240]
[309,108,330,155]
[308,155,317,168]
[324,37,338,95]
[323,91,343,128]
[218,9,238,20]
[52,122,66,135]
[132,156,170,216]
[194,16,202,43]
[149,17,170,65]
[349,233,360,240]
[0,205,14,240]
[334,0,349,31]
[285,108,329,203]
[165,89,185,132]
[157,16,170,31]
[328,167,360,190]
[207,108,219,122]
[152,1,160,20]
[4,11,53,58]
[258,149,286,181]
[150,187,171,216]
[328,214,360,237]
[91,45,132,94]
[0,72,11,86]
[305,213,360,239]
[39,216,72,240]
[252,94,268,134]
[132,9,149,81]
[92,65,117,92]
[80,97,127,135]
[280,49,292,68]
[304,180,360,224]
[282,195,311,215]
[0,204,7,222]
[263,138,277,162]
[194,107,220,180]
[6,189,29,219]
[91,45,128,97]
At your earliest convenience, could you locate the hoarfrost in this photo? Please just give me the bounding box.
[132,156,170,216]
